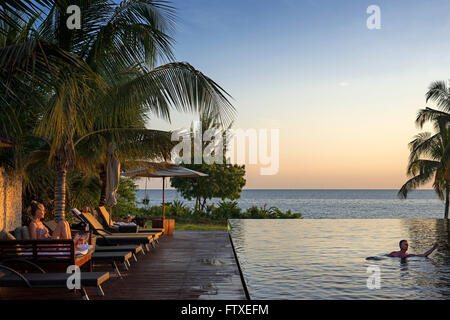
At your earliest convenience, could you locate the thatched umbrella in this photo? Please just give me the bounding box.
[121,163,207,220]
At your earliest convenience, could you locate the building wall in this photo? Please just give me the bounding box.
[0,167,22,231]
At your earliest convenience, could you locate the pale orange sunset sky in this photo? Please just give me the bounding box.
[142,0,450,189]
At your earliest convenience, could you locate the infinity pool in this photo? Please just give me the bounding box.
[228,219,450,299]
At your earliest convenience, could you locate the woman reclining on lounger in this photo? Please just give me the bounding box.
[28,201,71,240]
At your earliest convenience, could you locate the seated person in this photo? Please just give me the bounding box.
[114,215,134,224]
[82,206,94,217]
[389,239,439,258]
[28,201,71,240]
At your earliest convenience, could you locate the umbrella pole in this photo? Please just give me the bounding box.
[162,177,165,221]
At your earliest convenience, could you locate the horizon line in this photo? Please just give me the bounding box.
[136,188,434,191]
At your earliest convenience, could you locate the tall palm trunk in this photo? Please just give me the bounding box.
[99,164,107,207]
[54,167,67,222]
[445,184,449,219]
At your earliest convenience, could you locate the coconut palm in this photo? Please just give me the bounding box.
[416,81,450,128]
[0,9,104,219]
[1,1,235,222]
[399,81,450,218]
[75,128,174,207]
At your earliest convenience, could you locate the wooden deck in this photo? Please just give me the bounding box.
[0,230,247,300]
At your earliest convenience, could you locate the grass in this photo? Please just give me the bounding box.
[172,217,228,230]
[144,217,228,231]
[174,221,228,231]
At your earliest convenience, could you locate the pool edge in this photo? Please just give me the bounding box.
[228,225,251,301]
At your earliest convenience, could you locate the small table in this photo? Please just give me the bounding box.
[75,246,95,272]
[152,218,175,235]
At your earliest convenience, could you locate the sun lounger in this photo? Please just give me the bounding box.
[43,220,144,262]
[0,259,109,300]
[70,209,155,252]
[0,239,94,271]
[95,207,162,244]
[71,208,161,243]
[97,206,164,235]
[95,244,144,261]
[1,229,132,282]
[16,244,133,277]
[69,244,133,278]
[91,251,132,279]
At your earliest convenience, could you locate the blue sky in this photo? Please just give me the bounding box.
[144,0,450,189]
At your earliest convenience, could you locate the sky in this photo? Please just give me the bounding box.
[145,0,450,189]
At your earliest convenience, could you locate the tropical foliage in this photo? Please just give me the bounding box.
[0,1,234,221]
[399,81,450,218]
[171,163,246,211]
[115,177,141,217]
[128,200,302,221]
[111,178,301,221]
[170,109,246,210]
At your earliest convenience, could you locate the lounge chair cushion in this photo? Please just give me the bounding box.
[11,226,31,240]
[0,271,110,288]
[95,244,143,255]
[0,230,16,241]
[118,224,139,233]
[92,251,133,263]
[97,206,139,232]
[0,231,21,254]
[12,227,22,240]
[21,226,30,240]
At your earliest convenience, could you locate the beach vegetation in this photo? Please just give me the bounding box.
[170,110,246,210]
[114,187,302,223]
[0,1,234,221]
[170,163,246,211]
[399,80,450,218]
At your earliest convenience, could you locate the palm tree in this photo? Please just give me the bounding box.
[75,128,174,207]
[416,81,450,128]
[1,1,235,222]
[399,81,450,218]
[0,10,103,220]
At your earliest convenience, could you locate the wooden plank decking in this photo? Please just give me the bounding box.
[0,230,247,300]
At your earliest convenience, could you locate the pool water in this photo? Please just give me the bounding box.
[228,219,450,299]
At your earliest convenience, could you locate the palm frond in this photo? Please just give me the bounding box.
[108,62,235,126]
[398,173,435,199]
[408,132,441,162]
[406,158,440,177]
[0,0,50,33]
[83,0,176,73]
[425,80,450,112]
[416,107,450,129]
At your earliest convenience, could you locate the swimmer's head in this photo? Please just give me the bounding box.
[399,239,408,251]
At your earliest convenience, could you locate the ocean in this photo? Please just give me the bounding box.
[135,189,446,219]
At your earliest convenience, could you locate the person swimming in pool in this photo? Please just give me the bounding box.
[389,240,439,258]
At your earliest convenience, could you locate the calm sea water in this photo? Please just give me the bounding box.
[135,189,445,218]
[229,219,450,299]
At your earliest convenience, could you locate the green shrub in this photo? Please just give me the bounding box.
[116,185,302,221]
[115,178,141,217]
[213,201,242,219]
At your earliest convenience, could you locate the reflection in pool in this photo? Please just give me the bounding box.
[228,219,450,299]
